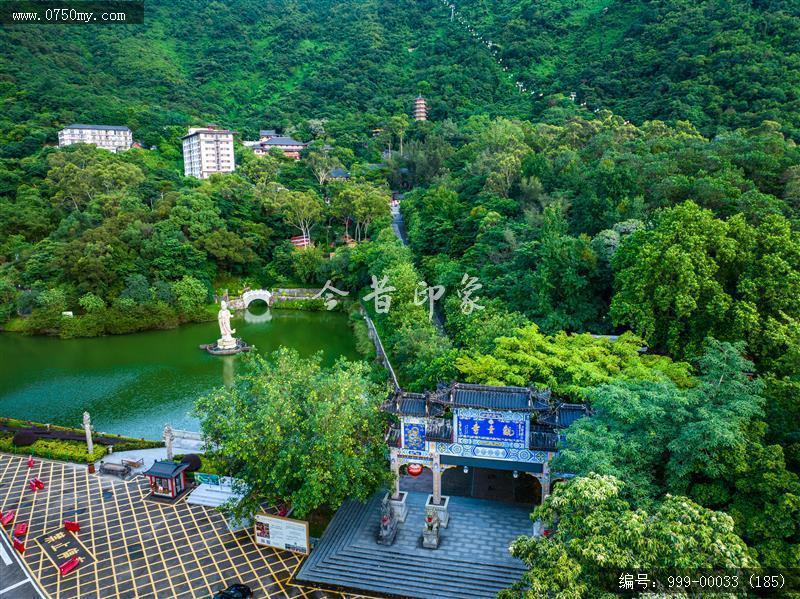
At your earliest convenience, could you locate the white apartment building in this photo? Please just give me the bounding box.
[182,126,236,179]
[58,124,133,153]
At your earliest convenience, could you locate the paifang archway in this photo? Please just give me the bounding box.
[241,289,272,309]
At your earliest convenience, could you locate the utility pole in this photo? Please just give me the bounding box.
[450,4,454,21]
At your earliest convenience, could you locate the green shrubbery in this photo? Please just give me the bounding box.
[271,298,329,311]
[0,417,162,464]
[0,434,108,463]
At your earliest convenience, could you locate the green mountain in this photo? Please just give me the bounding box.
[0,0,530,156]
[451,0,800,138]
[3,0,799,159]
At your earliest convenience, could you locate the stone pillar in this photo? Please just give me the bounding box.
[164,424,174,461]
[431,452,442,505]
[390,449,401,499]
[540,461,552,505]
[427,453,450,527]
[83,412,94,456]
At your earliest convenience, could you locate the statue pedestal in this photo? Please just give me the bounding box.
[216,336,238,351]
[422,524,440,549]
[426,494,450,528]
[386,491,408,523]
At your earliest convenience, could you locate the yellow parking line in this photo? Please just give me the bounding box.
[181,503,228,587]
[109,474,140,599]
[119,481,161,597]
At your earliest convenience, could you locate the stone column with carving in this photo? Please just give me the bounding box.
[390,449,401,499]
[431,452,442,505]
[83,411,94,456]
[164,424,174,461]
[540,459,552,504]
[427,451,450,527]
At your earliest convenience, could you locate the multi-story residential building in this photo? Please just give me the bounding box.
[182,126,236,179]
[58,124,133,153]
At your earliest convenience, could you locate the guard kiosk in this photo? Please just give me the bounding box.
[143,460,190,500]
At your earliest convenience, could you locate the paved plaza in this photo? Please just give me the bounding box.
[0,454,375,599]
[298,491,532,599]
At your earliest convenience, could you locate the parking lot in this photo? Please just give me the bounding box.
[0,454,367,599]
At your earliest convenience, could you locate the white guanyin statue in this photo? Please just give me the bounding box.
[216,300,237,349]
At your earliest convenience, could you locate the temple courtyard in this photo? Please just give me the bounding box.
[297,491,532,599]
[0,453,373,599]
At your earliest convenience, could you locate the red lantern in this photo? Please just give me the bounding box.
[407,463,423,477]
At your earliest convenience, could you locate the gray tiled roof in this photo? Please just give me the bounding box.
[382,391,445,417]
[433,383,550,412]
[64,124,131,131]
[259,129,277,136]
[538,403,589,428]
[329,167,350,178]
[261,136,306,146]
[142,460,188,479]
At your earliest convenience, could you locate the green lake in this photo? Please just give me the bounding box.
[0,306,360,440]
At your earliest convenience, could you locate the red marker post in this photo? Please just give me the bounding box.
[0,511,15,527]
[59,556,80,577]
[27,455,34,469]
[63,520,80,533]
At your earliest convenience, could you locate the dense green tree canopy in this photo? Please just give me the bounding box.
[502,473,756,598]
[194,348,389,518]
[556,341,800,566]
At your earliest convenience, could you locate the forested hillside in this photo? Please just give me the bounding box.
[0,0,529,159]
[451,0,800,138]
[3,0,799,160]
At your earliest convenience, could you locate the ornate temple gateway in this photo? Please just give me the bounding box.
[297,383,590,599]
[382,383,589,506]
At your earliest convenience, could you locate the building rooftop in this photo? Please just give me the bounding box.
[329,167,350,178]
[260,136,306,146]
[382,383,588,450]
[259,129,277,137]
[182,128,234,139]
[432,382,551,412]
[538,403,590,428]
[142,460,189,479]
[63,124,131,132]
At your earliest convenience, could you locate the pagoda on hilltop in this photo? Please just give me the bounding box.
[413,95,428,121]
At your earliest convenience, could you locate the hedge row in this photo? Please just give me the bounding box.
[0,434,108,464]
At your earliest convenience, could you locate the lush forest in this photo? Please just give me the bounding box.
[1,0,799,591]
[451,0,800,139]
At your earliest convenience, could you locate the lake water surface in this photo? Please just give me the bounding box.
[0,306,359,440]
